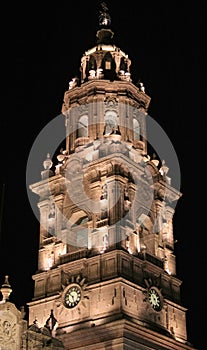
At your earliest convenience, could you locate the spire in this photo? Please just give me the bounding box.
[0,275,12,302]
[96,2,114,44]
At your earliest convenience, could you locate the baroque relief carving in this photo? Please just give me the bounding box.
[104,96,118,110]
[0,319,16,348]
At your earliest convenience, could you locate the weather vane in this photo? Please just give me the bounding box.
[99,2,111,26]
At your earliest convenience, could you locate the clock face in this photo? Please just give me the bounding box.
[148,287,162,311]
[64,285,81,308]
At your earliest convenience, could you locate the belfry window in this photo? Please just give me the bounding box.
[101,52,116,80]
[120,57,128,72]
[133,118,140,140]
[77,115,88,138]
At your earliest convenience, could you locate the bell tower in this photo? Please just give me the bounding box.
[26,3,195,349]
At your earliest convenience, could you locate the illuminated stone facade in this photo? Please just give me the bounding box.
[0,4,196,350]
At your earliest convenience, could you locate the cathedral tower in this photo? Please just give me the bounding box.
[25,3,195,349]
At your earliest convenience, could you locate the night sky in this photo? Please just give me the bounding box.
[0,1,206,349]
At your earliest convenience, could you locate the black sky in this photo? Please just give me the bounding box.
[0,1,206,349]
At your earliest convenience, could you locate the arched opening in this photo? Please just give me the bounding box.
[104,110,118,135]
[101,52,116,81]
[77,115,88,138]
[85,56,97,79]
[133,118,140,140]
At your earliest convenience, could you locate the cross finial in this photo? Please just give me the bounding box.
[101,2,108,12]
[99,2,111,26]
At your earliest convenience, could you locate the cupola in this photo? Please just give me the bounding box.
[80,2,132,84]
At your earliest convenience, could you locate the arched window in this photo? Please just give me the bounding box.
[88,56,97,70]
[104,111,118,135]
[120,57,128,72]
[85,56,97,79]
[133,118,140,140]
[77,115,88,138]
[101,52,116,80]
